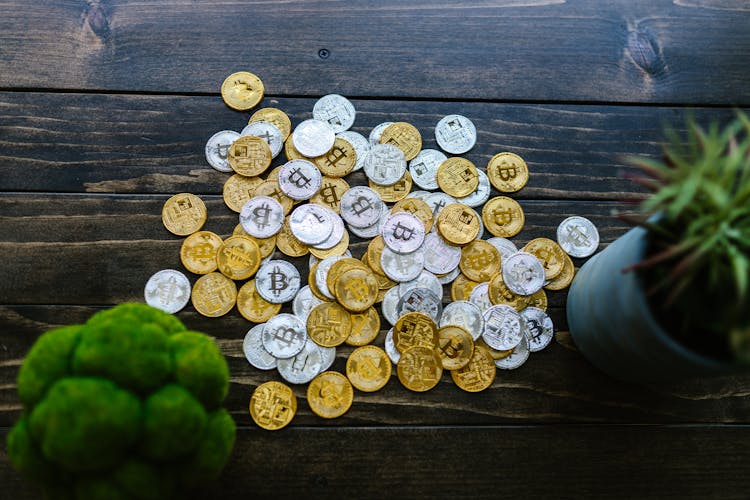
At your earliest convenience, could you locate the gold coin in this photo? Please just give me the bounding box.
[436,157,479,197]
[237,280,281,323]
[191,272,237,317]
[482,196,525,238]
[221,71,264,111]
[161,193,207,236]
[265,165,283,182]
[253,179,293,214]
[216,235,261,280]
[451,345,496,392]
[223,174,264,213]
[527,288,548,311]
[436,325,475,371]
[436,203,480,245]
[310,229,350,259]
[487,152,529,193]
[392,197,434,232]
[488,272,530,311]
[459,239,501,282]
[334,267,379,313]
[476,337,513,360]
[380,122,422,161]
[366,236,388,276]
[228,135,272,177]
[393,312,438,353]
[544,250,575,291]
[375,289,387,303]
[346,307,381,346]
[312,137,357,177]
[284,136,304,161]
[307,371,354,419]
[524,237,566,281]
[369,171,412,203]
[361,253,397,290]
[276,218,310,257]
[451,273,480,301]
[249,381,296,431]
[180,230,222,275]
[307,302,353,348]
[249,107,292,140]
[346,345,392,392]
[397,346,442,392]
[233,225,277,259]
[310,176,350,214]
[327,258,368,293]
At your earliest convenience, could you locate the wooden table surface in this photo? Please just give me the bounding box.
[2,1,750,498]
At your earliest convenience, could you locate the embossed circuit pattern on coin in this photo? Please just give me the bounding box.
[483,304,523,351]
[313,94,356,133]
[144,269,191,314]
[241,120,284,159]
[162,193,207,236]
[249,381,296,431]
[228,135,272,176]
[191,272,237,318]
[363,143,407,186]
[435,114,477,154]
[409,149,446,190]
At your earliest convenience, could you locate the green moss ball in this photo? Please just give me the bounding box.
[140,384,207,461]
[170,331,229,410]
[181,408,236,488]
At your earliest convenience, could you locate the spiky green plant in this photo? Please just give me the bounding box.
[625,112,750,362]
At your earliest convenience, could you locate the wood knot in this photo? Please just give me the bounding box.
[627,31,666,77]
[85,1,110,39]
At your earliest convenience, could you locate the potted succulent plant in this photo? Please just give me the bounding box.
[567,113,750,382]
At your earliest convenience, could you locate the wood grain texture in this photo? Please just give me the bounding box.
[0,1,749,104]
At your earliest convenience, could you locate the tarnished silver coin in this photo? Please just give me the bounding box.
[311,209,345,250]
[319,345,337,372]
[205,130,239,173]
[487,237,518,261]
[457,169,491,208]
[495,335,530,370]
[144,269,191,314]
[241,120,284,158]
[381,212,425,254]
[243,324,277,371]
[293,285,324,322]
[440,301,485,341]
[278,159,322,200]
[313,94,356,133]
[261,313,307,359]
[437,265,461,285]
[277,338,325,384]
[425,192,457,221]
[409,149,446,190]
[363,143,407,186]
[381,287,401,326]
[435,114,477,154]
[336,131,370,171]
[347,202,389,239]
[399,270,443,299]
[289,204,334,245]
[385,328,401,365]
[398,287,442,322]
[240,196,285,238]
[520,307,554,352]
[315,255,347,300]
[557,216,600,258]
[380,246,424,282]
[255,260,301,304]
[482,304,523,351]
[292,119,336,157]
[468,282,492,312]
[502,252,546,296]
[422,232,461,275]
[369,121,394,146]
[340,186,384,228]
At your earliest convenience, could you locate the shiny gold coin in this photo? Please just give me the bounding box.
[345,307,381,346]
[162,193,207,236]
[369,171,412,203]
[476,337,513,360]
[334,267,379,313]
[544,250,575,291]
[310,229,350,259]
[436,325,475,371]
[362,253,397,290]
[380,122,422,161]
[327,258,368,293]
[249,381,296,431]
[397,346,443,392]
[191,272,237,317]
[284,136,305,161]
[216,235,261,280]
[375,289,387,303]
[307,371,354,419]
[488,272,530,311]
[180,230,222,275]
[393,312,439,353]
[228,135,272,177]
[253,179,293,214]
[366,236,388,276]
[459,239,501,282]
[437,157,479,198]
[451,345,496,392]
[311,137,357,177]
[249,107,292,140]
[310,176,350,214]
[524,237,566,281]
[346,345,392,392]
[221,71,264,111]
[482,196,525,238]
[436,202,480,245]
[237,280,281,323]
[487,152,529,193]
[392,197,434,233]
[223,174,264,213]
[450,273,480,301]
[308,261,331,302]
[276,218,310,257]
[307,302,352,347]
[233,225,277,259]
[527,288,548,311]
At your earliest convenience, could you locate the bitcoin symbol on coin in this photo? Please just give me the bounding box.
[288,167,311,188]
[392,222,415,241]
[351,196,374,216]
[269,266,289,296]
[325,146,348,167]
[272,327,296,347]
[493,208,513,225]
[216,143,229,159]
[319,184,340,206]
[498,162,518,181]
[253,203,272,229]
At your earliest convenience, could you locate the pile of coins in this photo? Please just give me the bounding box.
[145,71,601,430]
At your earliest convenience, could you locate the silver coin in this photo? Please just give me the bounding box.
[495,335,530,370]
[408,149,446,190]
[381,212,425,254]
[369,121,394,146]
[468,282,492,312]
[557,216,600,258]
[144,269,190,314]
[407,190,432,201]
[277,338,325,384]
[475,208,485,240]
[384,328,401,365]
[380,246,424,282]
[278,159,322,200]
[340,186,384,228]
[457,169,491,208]
[336,131,370,171]
[363,143,407,186]
[347,202,389,239]
[255,260,301,304]
[205,130,239,173]
[243,324,277,370]
[241,120,284,158]
[261,313,307,359]
[399,270,443,299]
[482,304,523,351]
[437,266,461,285]
[309,249,351,270]
[292,285,324,322]
[521,307,554,352]
[315,255,347,300]
[487,237,519,261]
[440,301,485,341]
[239,196,285,238]
[424,192,457,221]
[319,345,337,372]
[311,209,345,250]
[397,287,442,322]
[435,114,477,154]
[289,204,334,245]
[313,94,356,133]
[292,119,336,157]
[502,252,546,296]
[381,287,401,327]
[421,232,461,275]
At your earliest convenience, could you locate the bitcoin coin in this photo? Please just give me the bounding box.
[381,287,401,326]
[326,258,368,293]
[289,204,334,245]
[363,143,407,186]
[346,307,381,346]
[292,285,324,322]
[228,135,272,177]
[544,250,575,291]
[397,346,442,392]
[276,218,310,258]
[451,345,496,392]
[437,157,479,198]
[313,94,356,133]
[436,325,474,370]
[468,282,492,312]
[366,236,388,275]
[459,239,501,282]
[292,119,336,157]
[216,235,261,280]
[409,149,446,190]
[369,170,412,203]
[457,169,491,208]
[223,174,264,213]
[346,345,392,392]
[278,159,322,200]
[524,237,566,281]
[421,232,461,275]
[397,287,442,322]
[162,193,207,236]
[180,230,223,275]
[315,255,348,300]
[347,203,389,239]
[482,196,525,238]
[261,313,307,359]
[384,328,401,364]
[240,195,285,238]
[487,237,519,261]
[502,251,546,296]
[392,197,434,233]
[488,272,530,311]
[369,121,395,146]
[310,208,345,251]
[307,302,353,347]
[380,246,425,283]
[381,212,425,254]
[221,71,264,111]
[205,130,240,173]
[520,306,554,352]
[253,179,294,214]
[233,225,276,258]
[487,152,529,193]
[435,114,476,154]
[237,280,281,323]
[436,202,480,245]
[249,381,296,431]
[336,130,370,171]
[307,262,330,301]
[310,176,350,214]
[250,107,292,140]
[495,335,530,370]
[312,136,358,177]
[439,300,485,341]
[340,186,384,228]
[307,371,354,419]
[482,304,523,351]
[284,135,305,161]
[334,267,379,313]
[191,272,237,318]
[243,324,277,371]
[557,215,600,258]
[527,288,548,311]
[241,120,284,159]
[393,312,438,353]
[144,269,191,314]
[380,122,422,161]
[450,273,480,302]
[277,338,325,385]
[398,270,443,300]
[255,259,301,304]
